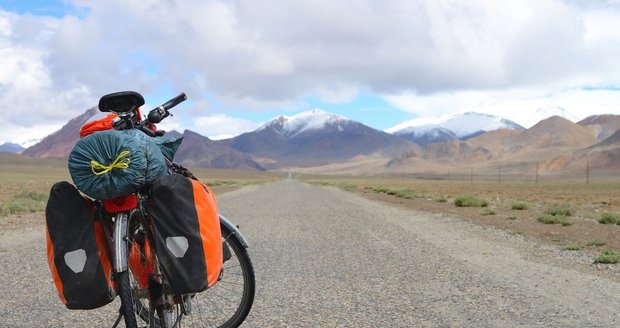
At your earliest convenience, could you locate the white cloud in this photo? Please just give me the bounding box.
[1,1,620,143]
[0,117,63,147]
[194,114,260,139]
[384,87,620,128]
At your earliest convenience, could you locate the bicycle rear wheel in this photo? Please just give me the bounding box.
[127,218,255,327]
[115,218,139,328]
[126,214,175,328]
[180,224,256,327]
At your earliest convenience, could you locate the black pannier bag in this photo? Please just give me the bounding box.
[148,174,223,295]
[45,181,116,309]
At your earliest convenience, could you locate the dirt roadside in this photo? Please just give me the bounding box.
[344,185,620,282]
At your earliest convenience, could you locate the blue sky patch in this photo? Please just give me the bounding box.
[0,0,69,17]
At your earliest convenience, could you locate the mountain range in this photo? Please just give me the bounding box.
[386,112,525,146]
[222,109,414,169]
[0,142,24,153]
[12,107,620,175]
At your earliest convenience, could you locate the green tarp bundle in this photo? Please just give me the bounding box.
[68,130,181,200]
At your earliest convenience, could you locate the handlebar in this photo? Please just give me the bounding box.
[161,93,187,111]
[147,93,187,124]
[109,92,186,137]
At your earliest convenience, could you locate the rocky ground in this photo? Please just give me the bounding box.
[0,180,618,327]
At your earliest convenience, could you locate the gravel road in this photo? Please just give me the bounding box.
[0,180,618,327]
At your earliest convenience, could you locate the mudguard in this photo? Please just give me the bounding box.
[219,214,249,248]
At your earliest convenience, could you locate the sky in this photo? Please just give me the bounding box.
[1,0,620,145]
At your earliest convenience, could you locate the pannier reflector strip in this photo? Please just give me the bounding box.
[64,249,87,273]
[166,237,189,258]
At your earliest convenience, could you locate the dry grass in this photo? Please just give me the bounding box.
[0,154,281,217]
[0,154,70,205]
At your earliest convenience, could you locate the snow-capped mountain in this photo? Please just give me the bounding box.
[387,112,524,146]
[256,109,348,137]
[224,109,414,168]
[535,107,579,123]
[388,125,457,146]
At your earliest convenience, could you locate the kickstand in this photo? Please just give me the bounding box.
[111,307,123,328]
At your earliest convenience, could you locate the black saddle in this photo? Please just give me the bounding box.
[98,91,145,113]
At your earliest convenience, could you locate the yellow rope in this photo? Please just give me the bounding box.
[90,151,131,176]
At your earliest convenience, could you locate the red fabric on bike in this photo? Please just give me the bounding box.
[103,195,138,213]
[79,108,156,138]
[79,113,117,138]
[128,239,154,289]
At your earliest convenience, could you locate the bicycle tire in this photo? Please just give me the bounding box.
[219,224,255,327]
[118,270,139,328]
[126,219,255,328]
[181,224,256,327]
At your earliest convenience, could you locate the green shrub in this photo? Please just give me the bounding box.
[543,202,573,217]
[594,250,620,264]
[598,213,620,225]
[507,215,517,220]
[373,187,389,194]
[454,196,488,208]
[374,187,416,199]
[480,209,496,216]
[336,183,356,191]
[511,202,529,210]
[537,214,573,226]
[393,189,416,199]
[587,239,607,247]
[0,191,48,216]
[435,197,448,203]
[205,179,237,187]
[563,244,583,251]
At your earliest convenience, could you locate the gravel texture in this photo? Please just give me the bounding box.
[1,180,618,327]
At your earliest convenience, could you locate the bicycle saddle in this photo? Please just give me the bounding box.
[98,91,145,113]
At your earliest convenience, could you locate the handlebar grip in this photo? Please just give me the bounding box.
[161,93,187,111]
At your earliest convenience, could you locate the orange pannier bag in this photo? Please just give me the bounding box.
[147,174,223,294]
[45,181,116,309]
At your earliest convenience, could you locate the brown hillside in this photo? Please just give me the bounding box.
[175,130,265,171]
[516,116,597,148]
[593,129,620,148]
[485,116,598,167]
[466,129,521,149]
[465,129,522,158]
[423,140,492,164]
[383,116,606,176]
[22,107,98,158]
[577,114,620,141]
